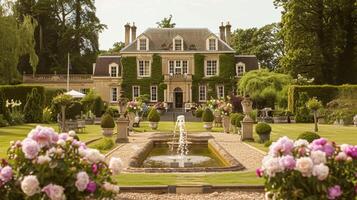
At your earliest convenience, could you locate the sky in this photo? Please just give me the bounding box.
[95,0,282,50]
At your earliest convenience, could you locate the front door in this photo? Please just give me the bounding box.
[175,92,183,108]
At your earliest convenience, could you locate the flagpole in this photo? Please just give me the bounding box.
[67,53,70,92]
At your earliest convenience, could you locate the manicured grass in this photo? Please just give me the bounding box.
[134,121,224,133]
[114,171,263,186]
[0,123,103,158]
[247,123,357,152]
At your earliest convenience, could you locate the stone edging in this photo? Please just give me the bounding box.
[85,137,103,145]
[241,142,267,156]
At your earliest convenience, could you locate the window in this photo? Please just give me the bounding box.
[199,85,207,102]
[137,36,149,51]
[236,62,245,77]
[138,60,151,77]
[109,63,120,77]
[111,88,118,102]
[173,36,183,51]
[168,60,189,75]
[132,86,140,99]
[150,86,158,102]
[217,85,224,99]
[205,60,218,76]
[208,38,217,50]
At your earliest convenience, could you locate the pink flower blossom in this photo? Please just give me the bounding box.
[21,175,40,196]
[310,138,334,157]
[343,145,357,158]
[75,171,89,191]
[279,155,296,170]
[296,157,313,177]
[21,138,40,159]
[269,136,294,156]
[92,163,98,175]
[42,184,66,200]
[109,157,123,175]
[312,163,329,181]
[0,166,12,182]
[256,168,264,177]
[86,181,97,193]
[310,150,327,165]
[328,185,342,200]
[28,126,58,147]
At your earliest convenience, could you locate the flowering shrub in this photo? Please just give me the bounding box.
[126,100,142,113]
[0,126,122,200]
[258,136,357,199]
[207,99,232,116]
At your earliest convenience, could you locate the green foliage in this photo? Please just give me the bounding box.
[294,92,313,123]
[238,69,292,108]
[235,113,244,128]
[121,55,164,101]
[106,107,119,118]
[156,14,176,28]
[297,132,321,143]
[0,85,45,107]
[306,97,322,111]
[101,114,115,128]
[147,108,160,122]
[0,114,8,127]
[274,0,357,84]
[42,107,53,123]
[44,88,65,107]
[66,101,82,120]
[255,122,272,135]
[92,138,115,151]
[230,113,239,125]
[264,140,272,147]
[288,85,357,112]
[231,23,283,70]
[93,96,104,117]
[23,88,44,123]
[202,108,214,122]
[195,108,203,118]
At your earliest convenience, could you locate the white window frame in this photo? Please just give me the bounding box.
[173,35,184,51]
[199,85,207,102]
[236,62,246,77]
[150,85,158,102]
[109,63,119,77]
[137,60,151,78]
[132,86,140,100]
[110,87,118,102]
[216,85,225,99]
[168,60,189,75]
[206,36,218,51]
[137,36,149,51]
[205,60,219,77]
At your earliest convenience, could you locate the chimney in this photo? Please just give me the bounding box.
[225,21,232,45]
[131,22,137,42]
[219,22,226,42]
[124,23,131,46]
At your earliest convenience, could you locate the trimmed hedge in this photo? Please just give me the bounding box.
[202,108,214,122]
[101,114,115,128]
[255,122,272,135]
[288,85,357,112]
[147,108,160,122]
[0,85,45,106]
[297,132,321,143]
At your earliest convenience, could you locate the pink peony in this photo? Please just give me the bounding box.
[262,156,283,177]
[343,145,357,158]
[0,166,13,182]
[312,163,329,181]
[21,175,40,196]
[296,157,313,177]
[269,136,294,156]
[279,155,296,170]
[86,181,97,193]
[21,138,40,159]
[328,185,342,200]
[75,171,89,191]
[28,126,58,147]
[256,168,264,177]
[310,138,335,157]
[92,163,98,175]
[310,150,327,165]
[42,184,66,200]
[85,149,105,163]
[335,152,347,161]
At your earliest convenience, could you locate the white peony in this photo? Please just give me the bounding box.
[21,175,40,196]
[294,139,309,147]
[310,150,327,165]
[68,130,76,137]
[335,152,347,161]
[312,163,329,181]
[103,182,120,193]
[296,157,314,177]
[75,171,89,191]
[57,139,66,147]
[85,149,105,163]
[262,156,283,177]
[37,155,51,164]
[109,157,123,175]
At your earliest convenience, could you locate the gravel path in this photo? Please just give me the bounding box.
[116,192,264,200]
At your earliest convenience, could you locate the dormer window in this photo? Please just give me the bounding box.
[236,62,246,77]
[109,63,120,77]
[206,36,218,51]
[173,36,183,51]
[137,36,149,51]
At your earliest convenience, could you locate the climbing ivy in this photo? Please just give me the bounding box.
[121,54,164,101]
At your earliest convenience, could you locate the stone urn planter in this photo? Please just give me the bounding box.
[203,122,213,131]
[102,128,114,137]
[127,112,136,131]
[101,114,115,137]
[202,108,214,131]
[222,115,230,133]
[149,122,158,130]
[148,108,160,130]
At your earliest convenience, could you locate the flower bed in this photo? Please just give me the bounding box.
[257,136,357,199]
[0,126,122,200]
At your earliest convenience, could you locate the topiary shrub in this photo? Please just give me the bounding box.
[93,96,104,117]
[23,88,44,123]
[195,108,203,118]
[297,131,321,143]
[147,108,160,122]
[202,108,214,122]
[66,101,82,120]
[235,113,244,127]
[255,122,272,135]
[101,114,115,128]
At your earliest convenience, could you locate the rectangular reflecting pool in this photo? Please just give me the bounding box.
[141,144,226,168]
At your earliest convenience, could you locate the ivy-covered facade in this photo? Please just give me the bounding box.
[92,26,259,108]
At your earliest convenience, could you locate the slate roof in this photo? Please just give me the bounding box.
[121,28,234,53]
[235,55,259,71]
[93,56,121,76]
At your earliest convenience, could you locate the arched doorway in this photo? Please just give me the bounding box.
[173,87,183,108]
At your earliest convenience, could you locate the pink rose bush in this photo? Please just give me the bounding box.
[258,137,357,199]
[0,126,123,199]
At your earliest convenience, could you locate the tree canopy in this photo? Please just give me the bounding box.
[156,14,176,28]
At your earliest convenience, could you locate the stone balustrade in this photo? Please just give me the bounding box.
[164,74,192,82]
[23,74,93,83]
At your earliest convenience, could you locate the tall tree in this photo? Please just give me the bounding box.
[0,1,38,84]
[275,0,357,84]
[156,14,176,28]
[231,23,284,71]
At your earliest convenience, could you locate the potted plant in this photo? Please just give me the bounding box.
[219,101,233,133]
[235,113,244,134]
[255,122,272,142]
[202,108,214,131]
[148,108,160,130]
[306,97,322,132]
[126,100,142,131]
[101,113,115,136]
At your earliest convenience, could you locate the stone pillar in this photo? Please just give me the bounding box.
[124,23,131,46]
[225,22,232,45]
[219,22,226,42]
[116,119,129,143]
[240,96,254,141]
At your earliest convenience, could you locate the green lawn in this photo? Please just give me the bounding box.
[115,171,263,186]
[133,121,224,133]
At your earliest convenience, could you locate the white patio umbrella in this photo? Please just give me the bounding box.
[65,90,85,98]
